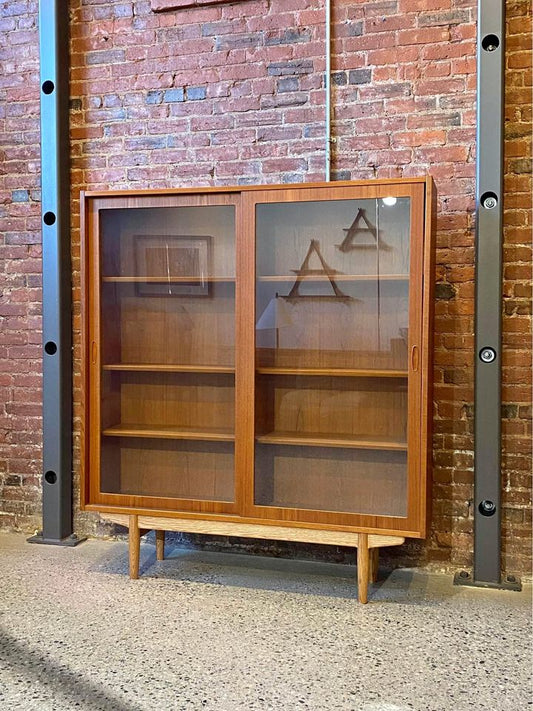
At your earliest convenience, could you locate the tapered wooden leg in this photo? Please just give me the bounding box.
[156,529,165,561]
[129,515,140,579]
[369,547,379,583]
[357,533,369,604]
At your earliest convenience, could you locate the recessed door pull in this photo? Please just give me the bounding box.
[411,345,419,372]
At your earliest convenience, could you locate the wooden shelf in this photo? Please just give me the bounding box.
[102,364,235,374]
[102,424,235,442]
[255,431,407,451]
[102,365,405,377]
[102,276,235,283]
[256,367,408,378]
[257,274,408,283]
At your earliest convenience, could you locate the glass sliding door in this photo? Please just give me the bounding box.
[94,199,238,510]
[253,192,412,519]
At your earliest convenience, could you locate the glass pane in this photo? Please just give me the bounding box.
[100,206,235,368]
[100,205,236,503]
[101,438,234,502]
[255,446,407,516]
[100,371,235,435]
[255,197,410,517]
[255,375,407,445]
[256,198,409,370]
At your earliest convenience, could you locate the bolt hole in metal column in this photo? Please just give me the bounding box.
[44,341,57,355]
[43,211,56,225]
[44,471,57,484]
[42,80,55,94]
[481,34,500,51]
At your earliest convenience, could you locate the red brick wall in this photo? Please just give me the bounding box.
[501,0,532,575]
[0,0,42,531]
[1,0,531,575]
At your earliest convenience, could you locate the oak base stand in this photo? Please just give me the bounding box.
[120,515,404,604]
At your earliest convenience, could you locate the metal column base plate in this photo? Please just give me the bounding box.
[454,570,522,592]
[27,533,86,547]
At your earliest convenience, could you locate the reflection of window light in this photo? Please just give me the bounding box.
[382,196,397,207]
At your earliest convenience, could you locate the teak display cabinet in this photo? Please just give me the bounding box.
[81,178,435,603]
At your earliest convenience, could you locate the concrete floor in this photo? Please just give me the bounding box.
[0,533,531,711]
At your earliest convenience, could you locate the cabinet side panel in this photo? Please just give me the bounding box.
[87,199,103,505]
[420,177,437,536]
[404,185,426,536]
[79,192,89,508]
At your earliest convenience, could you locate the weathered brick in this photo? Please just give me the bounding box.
[345,21,363,37]
[331,71,347,86]
[435,282,456,300]
[11,190,30,203]
[418,10,470,27]
[267,60,314,76]
[163,87,185,103]
[277,76,299,93]
[186,86,207,101]
[86,49,126,65]
[215,32,262,50]
[348,68,372,85]
[509,157,532,174]
[260,93,308,109]
[265,29,311,46]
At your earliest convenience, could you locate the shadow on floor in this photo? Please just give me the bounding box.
[88,537,430,604]
[0,628,143,711]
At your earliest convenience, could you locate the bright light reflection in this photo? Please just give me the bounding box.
[382,196,397,207]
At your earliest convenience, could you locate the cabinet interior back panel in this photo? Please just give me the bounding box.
[256,375,407,441]
[102,284,235,366]
[100,206,236,278]
[102,372,235,430]
[255,445,407,517]
[101,438,235,502]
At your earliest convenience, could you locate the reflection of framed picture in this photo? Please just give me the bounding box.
[134,235,211,297]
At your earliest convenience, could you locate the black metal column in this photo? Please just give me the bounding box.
[473,0,505,584]
[28,1,81,546]
[455,0,519,591]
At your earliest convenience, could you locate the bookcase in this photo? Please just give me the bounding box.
[81,178,435,603]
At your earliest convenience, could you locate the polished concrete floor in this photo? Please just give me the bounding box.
[0,532,531,711]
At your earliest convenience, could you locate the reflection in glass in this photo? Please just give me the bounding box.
[255,199,410,371]
[99,205,236,503]
[99,206,236,368]
[254,197,411,517]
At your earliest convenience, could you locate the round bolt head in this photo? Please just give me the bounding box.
[482,196,497,209]
[479,499,497,516]
[479,347,496,363]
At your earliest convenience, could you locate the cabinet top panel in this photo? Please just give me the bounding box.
[82,177,432,199]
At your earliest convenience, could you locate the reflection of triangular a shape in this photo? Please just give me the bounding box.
[284,239,353,301]
[256,293,293,330]
[336,208,391,252]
